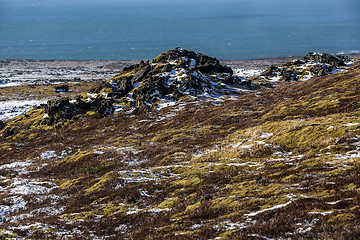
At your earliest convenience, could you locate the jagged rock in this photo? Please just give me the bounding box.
[279,68,303,82]
[259,52,351,82]
[304,52,346,67]
[92,47,247,108]
[0,120,6,130]
[309,64,334,76]
[42,97,114,125]
[41,48,250,125]
[262,66,279,77]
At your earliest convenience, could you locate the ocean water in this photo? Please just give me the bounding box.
[0,0,359,60]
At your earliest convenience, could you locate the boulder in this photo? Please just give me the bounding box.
[55,85,69,93]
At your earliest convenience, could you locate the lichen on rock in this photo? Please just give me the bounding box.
[40,48,251,125]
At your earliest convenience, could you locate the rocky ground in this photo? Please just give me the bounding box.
[0,55,336,121]
[0,50,359,239]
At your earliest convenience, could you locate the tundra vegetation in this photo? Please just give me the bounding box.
[0,49,359,239]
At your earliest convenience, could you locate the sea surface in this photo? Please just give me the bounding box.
[0,0,360,60]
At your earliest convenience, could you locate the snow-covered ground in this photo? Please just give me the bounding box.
[0,100,46,121]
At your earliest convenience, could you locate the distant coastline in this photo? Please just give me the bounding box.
[1,53,359,71]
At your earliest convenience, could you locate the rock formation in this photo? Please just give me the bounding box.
[41,48,250,125]
[256,52,350,82]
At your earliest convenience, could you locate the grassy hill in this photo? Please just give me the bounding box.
[0,51,359,239]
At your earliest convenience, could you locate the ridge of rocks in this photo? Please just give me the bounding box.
[255,52,351,82]
[41,48,250,125]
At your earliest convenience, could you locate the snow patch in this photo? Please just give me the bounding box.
[0,100,46,120]
[344,123,359,127]
[245,201,292,217]
[40,150,57,159]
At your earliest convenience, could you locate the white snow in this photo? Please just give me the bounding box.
[245,201,292,217]
[189,59,196,67]
[0,196,27,222]
[0,100,46,120]
[259,132,274,138]
[234,68,262,78]
[308,211,333,216]
[40,151,57,159]
[0,161,32,171]
[344,123,359,127]
[147,208,171,213]
[87,93,97,98]
[157,99,177,110]
[9,179,56,195]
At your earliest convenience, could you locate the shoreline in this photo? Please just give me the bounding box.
[1,53,359,62]
[1,53,359,91]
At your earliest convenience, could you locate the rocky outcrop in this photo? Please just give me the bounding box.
[2,127,15,138]
[41,48,250,125]
[256,52,351,82]
[304,52,348,67]
[41,97,114,125]
[0,120,6,130]
[91,48,245,105]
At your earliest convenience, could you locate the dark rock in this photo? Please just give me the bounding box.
[281,59,305,67]
[259,52,351,82]
[42,97,114,125]
[0,120,6,130]
[92,48,245,109]
[309,64,334,76]
[304,52,346,67]
[279,68,302,82]
[262,66,279,76]
[2,127,15,138]
[55,85,69,93]
[42,48,250,125]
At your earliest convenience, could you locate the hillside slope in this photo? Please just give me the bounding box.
[0,50,359,239]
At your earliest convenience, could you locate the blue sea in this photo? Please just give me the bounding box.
[0,0,359,60]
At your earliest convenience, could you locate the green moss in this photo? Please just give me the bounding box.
[58,151,92,165]
[211,198,241,211]
[308,188,335,199]
[60,211,94,220]
[85,171,116,194]
[328,213,355,223]
[282,174,300,182]
[172,176,202,186]
[99,202,125,215]
[344,183,359,192]
[109,70,135,81]
[218,230,234,239]
[58,177,86,189]
[157,197,180,209]
[86,111,101,118]
[0,143,12,151]
[184,201,202,214]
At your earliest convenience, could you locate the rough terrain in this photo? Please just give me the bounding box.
[0,49,359,239]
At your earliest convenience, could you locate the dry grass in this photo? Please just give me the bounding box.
[0,62,359,239]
